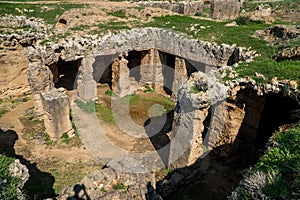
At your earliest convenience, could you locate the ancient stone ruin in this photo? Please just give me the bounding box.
[138,0,242,20]
[27,27,251,166]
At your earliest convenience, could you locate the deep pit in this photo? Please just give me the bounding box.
[163,88,299,200]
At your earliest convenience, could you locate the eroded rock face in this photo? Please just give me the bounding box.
[136,1,204,15]
[41,88,72,139]
[57,167,158,200]
[9,159,29,189]
[255,25,300,45]
[211,0,241,20]
[169,71,227,168]
[273,46,300,61]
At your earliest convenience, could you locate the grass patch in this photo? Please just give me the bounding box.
[108,10,127,18]
[35,158,100,194]
[95,104,115,123]
[112,182,126,190]
[144,15,300,84]
[0,96,28,118]
[0,2,85,24]
[231,124,300,199]
[105,89,113,96]
[74,99,96,113]
[143,86,154,93]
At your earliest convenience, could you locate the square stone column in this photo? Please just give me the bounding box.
[41,88,73,140]
[112,56,130,97]
[153,49,164,91]
[169,108,209,169]
[77,57,97,101]
[173,57,188,97]
[140,49,155,86]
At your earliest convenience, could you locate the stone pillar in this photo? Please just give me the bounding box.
[140,49,155,86]
[112,55,130,97]
[169,108,209,169]
[153,49,164,91]
[173,57,188,97]
[77,57,97,101]
[28,60,54,117]
[41,88,73,140]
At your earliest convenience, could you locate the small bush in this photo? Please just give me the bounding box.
[190,86,201,94]
[236,16,251,25]
[105,89,113,96]
[0,155,25,200]
[143,86,154,93]
[112,182,126,190]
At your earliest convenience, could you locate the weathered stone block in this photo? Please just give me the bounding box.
[41,88,72,140]
[211,0,241,20]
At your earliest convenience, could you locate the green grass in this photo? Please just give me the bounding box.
[108,10,127,18]
[112,182,126,190]
[0,154,24,200]
[143,86,154,93]
[118,94,141,105]
[95,104,115,123]
[74,99,96,113]
[243,0,299,12]
[143,15,300,84]
[0,3,85,24]
[105,89,113,96]
[233,124,300,199]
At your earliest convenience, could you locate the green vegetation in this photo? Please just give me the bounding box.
[108,10,127,18]
[112,182,126,190]
[143,86,154,93]
[235,16,251,25]
[190,85,201,94]
[143,15,300,84]
[0,96,28,118]
[74,99,96,113]
[105,89,114,96]
[0,154,24,200]
[0,2,85,24]
[95,104,115,123]
[243,0,299,12]
[118,94,141,105]
[231,124,300,199]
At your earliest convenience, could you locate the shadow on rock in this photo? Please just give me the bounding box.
[66,184,91,200]
[0,128,56,199]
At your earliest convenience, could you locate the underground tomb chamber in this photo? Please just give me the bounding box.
[159,87,300,200]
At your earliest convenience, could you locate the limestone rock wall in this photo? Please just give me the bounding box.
[169,71,227,168]
[211,0,241,20]
[136,1,204,15]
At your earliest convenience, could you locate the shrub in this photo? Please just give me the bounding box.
[236,16,251,25]
[0,155,25,200]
